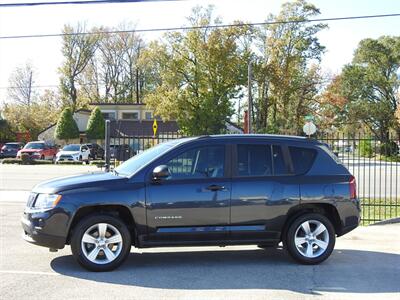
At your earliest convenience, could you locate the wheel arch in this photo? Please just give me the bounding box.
[281,203,342,242]
[66,204,136,245]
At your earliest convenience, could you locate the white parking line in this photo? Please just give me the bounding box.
[0,270,60,276]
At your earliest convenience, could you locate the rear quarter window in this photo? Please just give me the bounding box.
[289,146,317,175]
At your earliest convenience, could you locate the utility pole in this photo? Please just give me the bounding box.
[247,61,252,134]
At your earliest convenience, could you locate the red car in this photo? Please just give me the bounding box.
[17,141,58,161]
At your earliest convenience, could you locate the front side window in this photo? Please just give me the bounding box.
[237,144,272,176]
[166,146,225,180]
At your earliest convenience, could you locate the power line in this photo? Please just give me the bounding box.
[0,13,399,40]
[0,0,179,8]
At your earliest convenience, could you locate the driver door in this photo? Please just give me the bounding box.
[145,144,231,243]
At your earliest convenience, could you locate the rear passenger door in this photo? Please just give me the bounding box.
[230,142,300,242]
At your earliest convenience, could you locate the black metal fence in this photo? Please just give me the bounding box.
[107,131,400,225]
[318,133,399,225]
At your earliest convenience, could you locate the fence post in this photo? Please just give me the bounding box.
[104,120,111,172]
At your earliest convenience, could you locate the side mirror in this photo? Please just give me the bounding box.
[152,165,170,180]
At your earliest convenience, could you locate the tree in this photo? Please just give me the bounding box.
[86,106,105,139]
[145,6,249,135]
[7,62,37,106]
[336,36,400,141]
[59,24,99,111]
[55,107,79,142]
[3,89,61,139]
[252,0,327,134]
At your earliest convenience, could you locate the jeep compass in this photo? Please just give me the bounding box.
[21,135,360,271]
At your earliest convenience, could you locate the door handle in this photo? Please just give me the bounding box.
[206,184,225,191]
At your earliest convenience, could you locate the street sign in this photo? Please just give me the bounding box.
[153,119,158,137]
[303,121,317,136]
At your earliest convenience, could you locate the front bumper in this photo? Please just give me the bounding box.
[21,209,68,249]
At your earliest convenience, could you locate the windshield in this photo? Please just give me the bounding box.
[24,142,44,149]
[63,144,80,151]
[114,140,179,176]
[3,144,19,149]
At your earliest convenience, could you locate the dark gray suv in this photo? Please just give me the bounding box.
[21,135,360,271]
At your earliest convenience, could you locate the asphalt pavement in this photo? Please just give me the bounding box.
[0,198,399,300]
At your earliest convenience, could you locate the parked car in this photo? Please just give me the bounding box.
[0,142,24,158]
[55,144,90,163]
[85,143,104,160]
[22,135,360,271]
[17,141,58,161]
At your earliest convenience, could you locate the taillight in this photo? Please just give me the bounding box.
[349,176,357,199]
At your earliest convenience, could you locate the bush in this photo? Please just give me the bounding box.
[1,158,22,164]
[56,161,86,165]
[21,153,33,164]
[55,107,79,141]
[380,141,399,157]
[86,107,105,140]
[1,158,53,165]
[359,139,373,158]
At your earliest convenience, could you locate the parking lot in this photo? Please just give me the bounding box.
[0,164,398,299]
[0,199,399,300]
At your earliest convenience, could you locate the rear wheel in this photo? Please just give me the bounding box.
[71,214,131,271]
[285,213,335,264]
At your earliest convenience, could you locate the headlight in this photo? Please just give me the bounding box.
[34,194,62,209]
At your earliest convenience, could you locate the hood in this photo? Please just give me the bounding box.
[58,150,80,156]
[32,171,127,194]
[20,149,43,153]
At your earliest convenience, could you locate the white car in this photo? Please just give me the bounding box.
[55,144,90,163]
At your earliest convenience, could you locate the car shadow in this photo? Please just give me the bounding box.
[51,247,400,294]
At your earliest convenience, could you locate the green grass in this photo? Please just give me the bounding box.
[361,197,400,225]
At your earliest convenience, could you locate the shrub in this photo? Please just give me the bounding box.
[21,153,33,164]
[55,107,79,142]
[380,141,399,157]
[359,139,373,158]
[86,107,105,140]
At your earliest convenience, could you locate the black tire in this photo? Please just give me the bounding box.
[40,155,45,160]
[71,214,132,271]
[285,213,335,265]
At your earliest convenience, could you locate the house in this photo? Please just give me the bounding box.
[38,109,91,145]
[38,103,243,145]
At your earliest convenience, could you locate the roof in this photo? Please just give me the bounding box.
[110,120,179,137]
[195,134,316,143]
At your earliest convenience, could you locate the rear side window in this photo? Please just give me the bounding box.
[289,146,316,175]
[237,145,272,176]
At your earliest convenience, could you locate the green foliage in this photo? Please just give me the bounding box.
[2,90,61,140]
[380,141,399,157]
[1,158,53,165]
[253,0,327,134]
[21,153,33,164]
[86,107,105,139]
[145,6,249,135]
[55,107,80,141]
[335,36,400,141]
[358,139,373,158]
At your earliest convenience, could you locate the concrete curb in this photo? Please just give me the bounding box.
[370,217,400,225]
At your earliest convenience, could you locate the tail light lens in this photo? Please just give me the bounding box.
[349,176,357,199]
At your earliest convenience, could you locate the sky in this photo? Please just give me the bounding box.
[0,0,399,104]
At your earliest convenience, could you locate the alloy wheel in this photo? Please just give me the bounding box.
[294,220,329,258]
[81,223,123,264]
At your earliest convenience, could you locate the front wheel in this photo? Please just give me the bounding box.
[71,214,131,271]
[285,213,335,264]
